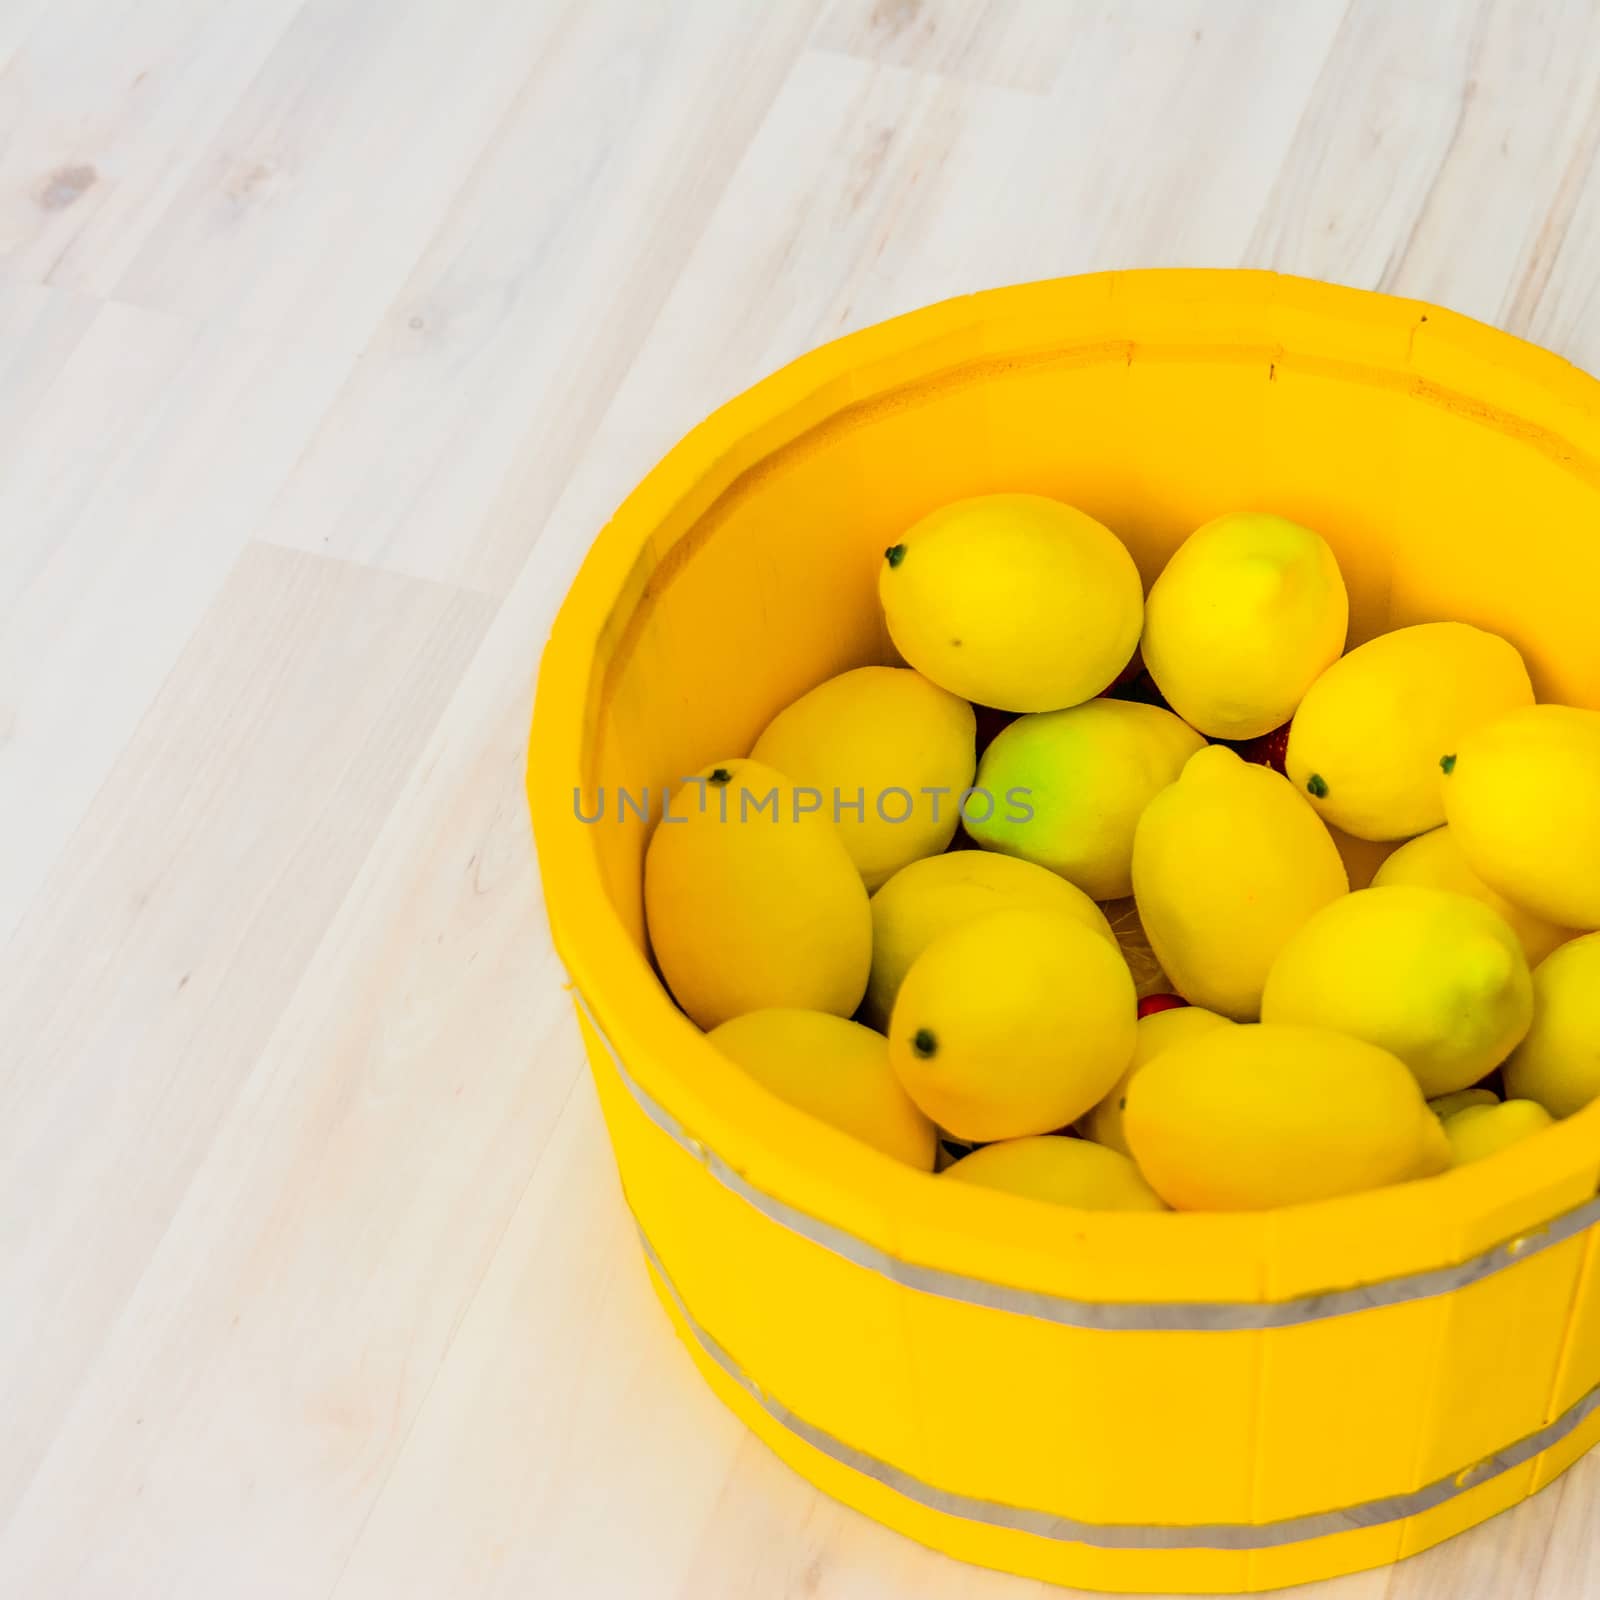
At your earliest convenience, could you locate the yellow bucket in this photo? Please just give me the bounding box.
[527,270,1600,1594]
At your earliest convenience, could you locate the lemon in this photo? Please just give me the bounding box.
[1261,886,1532,1097]
[879,494,1142,713]
[888,906,1137,1141]
[1079,1006,1234,1156]
[1374,825,1575,966]
[1131,745,1348,1018]
[864,850,1114,1028]
[751,666,975,890]
[1504,932,1600,1116]
[1443,1100,1553,1166]
[1429,1087,1500,1120]
[644,759,870,1029]
[1123,1024,1441,1210]
[966,699,1205,898]
[1141,513,1348,740]
[1286,622,1533,841]
[708,1010,937,1168]
[943,1136,1165,1211]
[1443,704,1600,930]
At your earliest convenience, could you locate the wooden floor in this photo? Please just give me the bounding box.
[4,1,1600,1595]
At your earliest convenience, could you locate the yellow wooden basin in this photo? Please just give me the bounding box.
[528,270,1600,1593]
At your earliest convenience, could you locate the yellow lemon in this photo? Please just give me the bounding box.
[1286,622,1533,841]
[1443,704,1600,930]
[751,666,975,889]
[1443,1100,1553,1166]
[1429,1087,1500,1120]
[1079,1006,1234,1156]
[966,699,1205,898]
[1261,886,1532,1097]
[1123,1024,1440,1210]
[1131,745,1348,1019]
[943,1136,1165,1211]
[1374,825,1575,965]
[888,906,1137,1142]
[1141,513,1348,739]
[878,494,1142,713]
[644,759,870,1029]
[864,850,1114,1028]
[707,1009,937,1168]
[1504,932,1600,1116]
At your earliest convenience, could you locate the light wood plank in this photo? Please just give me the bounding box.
[1530,1455,1600,1599]
[1507,72,1600,372]
[327,1084,749,1600]
[1247,0,1600,336]
[0,0,54,76]
[1381,0,1600,333]
[813,0,1080,92]
[0,299,350,940]
[0,275,98,441]
[1248,0,1505,288]
[0,545,492,1556]
[254,0,819,592]
[112,0,601,351]
[956,0,1351,286]
[0,0,307,293]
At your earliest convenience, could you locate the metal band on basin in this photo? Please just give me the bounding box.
[574,988,1600,1333]
[635,1218,1600,1551]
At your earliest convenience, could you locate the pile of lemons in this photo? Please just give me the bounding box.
[643,495,1600,1212]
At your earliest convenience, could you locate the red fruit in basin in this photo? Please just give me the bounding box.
[1137,993,1189,1019]
[1237,722,1291,775]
